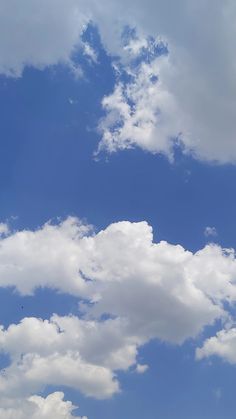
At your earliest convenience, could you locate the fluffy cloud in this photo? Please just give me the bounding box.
[0,392,86,419]
[0,315,129,399]
[196,327,236,364]
[0,351,118,400]
[0,216,91,295]
[0,217,236,339]
[0,217,236,402]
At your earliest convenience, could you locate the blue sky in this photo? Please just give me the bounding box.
[1,2,236,418]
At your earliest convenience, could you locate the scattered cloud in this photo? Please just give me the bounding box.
[135,364,149,374]
[2,0,236,415]
[68,97,78,105]
[83,42,98,63]
[1,2,236,162]
[204,226,218,238]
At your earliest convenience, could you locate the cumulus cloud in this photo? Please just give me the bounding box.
[0,216,92,296]
[0,315,128,399]
[0,217,236,334]
[0,217,235,402]
[0,351,118,400]
[0,392,86,419]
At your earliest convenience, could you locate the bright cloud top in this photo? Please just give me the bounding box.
[0,392,86,419]
[0,217,236,314]
[0,216,236,326]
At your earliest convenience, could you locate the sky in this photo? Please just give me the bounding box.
[1,1,236,418]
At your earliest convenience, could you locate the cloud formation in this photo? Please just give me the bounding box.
[0,217,236,327]
[0,392,86,419]
[98,52,182,159]
[0,315,123,399]
[95,0,236,163]
[197,327,236,364]
[0,217,236,406]
[1,1,236,162]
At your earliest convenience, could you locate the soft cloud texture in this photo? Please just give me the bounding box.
[98,54,182,159]
[0,0,89,77]
[95,0,236,163]
[0,315,127,399]
[0,217,91,295]
[0,392,86,419]
[0,217,235,335]
[0,217,236,403]
[1,1,236,161]
[197,327,236,364]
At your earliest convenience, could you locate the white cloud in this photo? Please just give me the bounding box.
[196,327,236,364]
[0,315,132,399]
[0,216,92,296]
[0,351,118,400]
[0,392,86,419]
[0,217,236,402]
[1,1,236,161]
[94,0,236,163]
[97,52,185,159]
[0,218,236,338]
